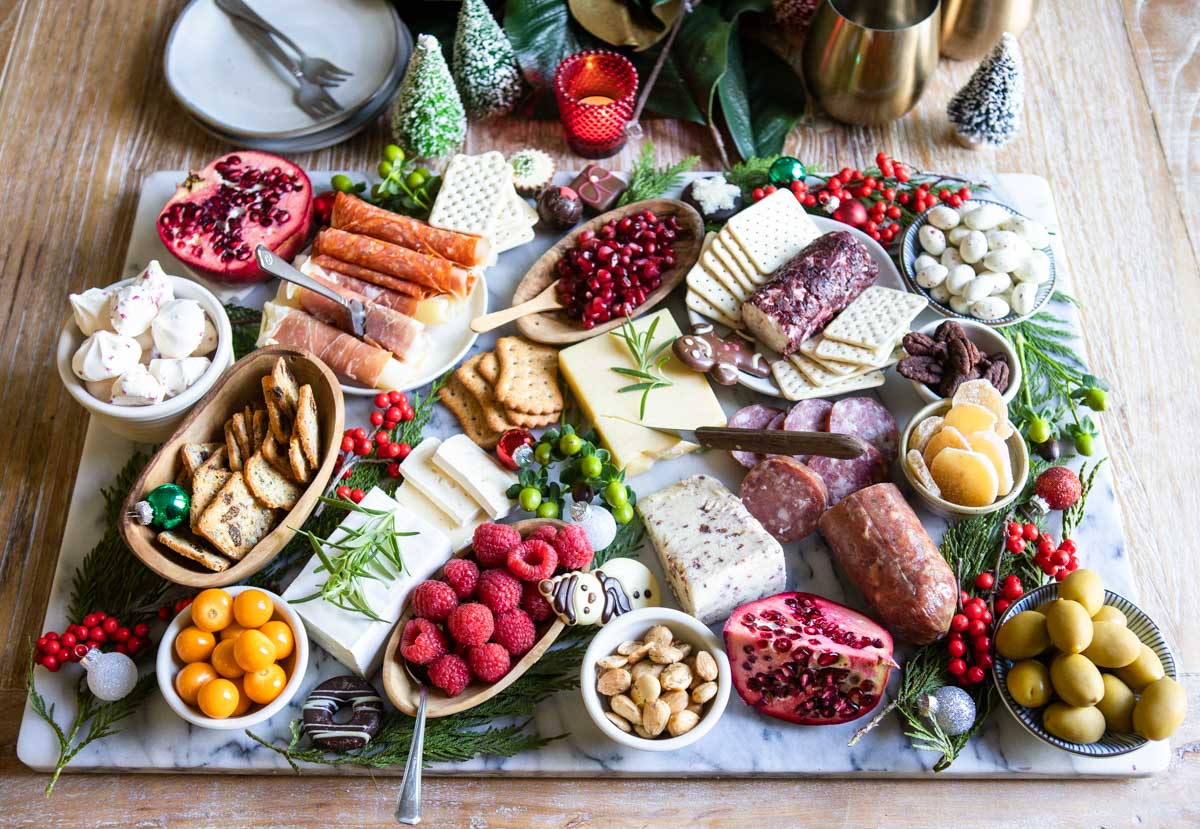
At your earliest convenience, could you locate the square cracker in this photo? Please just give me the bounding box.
[439,373,503,448]
[428,152,512,238]
[708,234,758,294]
[191,467,233,531]
[197,473,276,560]
[714,229,767,287]
[789,350,856,383]
[494,337,562,416]
[244,451,302,510]
[158,531,231,572]
[477,352,559,428]
[262,376,294,443]
[812,333,895,366]
[685,289,741,330]
[699,247,752,302]
[770,358,885,402]
[821,286,928,350]
[686,268,742,324]
[295,384,320,468]
[456,354,515,435]
[725,189,821,274]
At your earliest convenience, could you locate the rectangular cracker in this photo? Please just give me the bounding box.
[231,412,253,464]
[157,531,231,572]
[685,289,741,330]
[821,286,927,350]
[428,152,512,238]
[438,373,502,449]
[244,451,302,510]
[271,358,300,416]
[197,473,276,560]
[295,384,320,467]
[456,353,515,435]
[770,358,885,401]
[261,432,294,481]
[263,376,294,443]
[197,445,227,474]
[709,233,758,294]
[191,467,233,531]
[715,228,769,286]
[494,336,562,416]
[224,419,243,472]
[251,409,268,453]
[725,189,821,274]
[180,443,222,478]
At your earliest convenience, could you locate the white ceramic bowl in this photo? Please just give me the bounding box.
[581,607,731,752]
[156,585,308,730]
[57,274,233,443]
[908,319,1021,405]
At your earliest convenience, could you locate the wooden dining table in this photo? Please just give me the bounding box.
[0,1,1196,825]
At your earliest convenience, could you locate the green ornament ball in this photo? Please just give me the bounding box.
[768,157,807,187]
[135,483,191,530]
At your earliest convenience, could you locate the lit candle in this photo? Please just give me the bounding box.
[579,95,615,106]
[554,50,639,159]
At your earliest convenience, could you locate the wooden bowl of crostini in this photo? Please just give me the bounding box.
[383,518,568,718]
[510,199,704,346]
[120,346,344,588]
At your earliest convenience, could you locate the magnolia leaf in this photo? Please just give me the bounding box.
[569,0,681,50]
[505,0,597,89]
[717,30,806,159]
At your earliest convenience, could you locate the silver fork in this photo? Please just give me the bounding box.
[231,19,342,120]
[216,0,352,87]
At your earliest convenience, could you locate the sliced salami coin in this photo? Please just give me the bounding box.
[827,397,900,464]
[766,410,787,430]
[782,398,833,462]
[740,457,828,542]
[727,404,784,468]
[808,444,888,506]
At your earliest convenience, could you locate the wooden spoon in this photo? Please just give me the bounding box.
[470,280,563,333]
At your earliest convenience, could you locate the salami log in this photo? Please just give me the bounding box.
[740,457,827,542]
[807,444,887,506]
[827,397,899,463]
[817,483,956,644]
[262,305,392,388]
[310,255,431,299]
[331,193,490,267]
[314,228,472,297]
[296,275,428,364]
[741,231,878,356]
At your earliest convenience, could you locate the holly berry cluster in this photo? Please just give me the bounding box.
[508,424,634,524]
[34,612,151,672]
[1005,520,1080,581]
[945,567,1028,686]
[399,522,594,696]
[334,390,417,501]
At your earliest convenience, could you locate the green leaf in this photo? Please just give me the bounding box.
[505,0,597,90]
[718,32,806,159]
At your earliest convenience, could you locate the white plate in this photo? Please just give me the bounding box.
[165,0,401,139]
[686,217,906,398]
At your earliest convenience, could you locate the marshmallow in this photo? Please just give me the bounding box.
[72,331,141,382]
[150,357,210,398]
[110,364,165,406]
[152,299,206,358]
[69,288,113,336]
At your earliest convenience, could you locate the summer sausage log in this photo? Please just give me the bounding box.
[314,228,472,297]
[331,193,490,267]
[740,457,827,542]
[817,483,956,644]
[741,231,878,356]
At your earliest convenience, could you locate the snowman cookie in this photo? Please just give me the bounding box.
[538,558,659,626]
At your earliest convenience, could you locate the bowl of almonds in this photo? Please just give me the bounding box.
[581,607,731,751]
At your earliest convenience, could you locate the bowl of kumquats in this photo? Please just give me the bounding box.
[156,585,308,729]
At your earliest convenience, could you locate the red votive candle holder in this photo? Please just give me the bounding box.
[554,50,639,159]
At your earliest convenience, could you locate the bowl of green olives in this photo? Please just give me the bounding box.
[992,571,1182,756]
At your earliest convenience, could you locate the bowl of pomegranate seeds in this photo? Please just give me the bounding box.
[511,199,704,345]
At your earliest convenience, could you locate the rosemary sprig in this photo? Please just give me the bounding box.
[1062,459,1106,541]
[611,315,674,419]
[617,141,699,206]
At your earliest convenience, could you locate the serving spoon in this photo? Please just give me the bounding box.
[394,661,428,825]
[470,280,562,333]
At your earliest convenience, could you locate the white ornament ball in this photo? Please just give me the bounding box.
[565,499,618,554]
[80,648,139,701]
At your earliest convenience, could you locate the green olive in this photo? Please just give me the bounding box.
[1058,569,1104,616]
[1091,605,1127,626]
[1006,660,1052,708]
[996,611,1050,660]
[1050,653,1104,707]
[1132,677,1187,741]
[1095,674,1135,732]
[1044,599,1094,654]
[1035,600,1056,615]
[1081,621,1141,668]
[1115,644,1165,692]
[1043,702,1107,744]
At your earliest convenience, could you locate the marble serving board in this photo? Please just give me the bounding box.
[17,172,1171,777]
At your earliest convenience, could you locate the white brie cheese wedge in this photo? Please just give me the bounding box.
[431,434,517,519]
[399,437,482,526]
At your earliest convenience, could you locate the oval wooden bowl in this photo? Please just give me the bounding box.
[512,198,704,345]
[119,346,345,588]
[383,518,567,718]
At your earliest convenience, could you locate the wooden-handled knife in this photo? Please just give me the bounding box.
[605,417,870,459]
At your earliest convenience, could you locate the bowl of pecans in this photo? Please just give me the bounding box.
[581,607,731,752]
[899,319,1021,406]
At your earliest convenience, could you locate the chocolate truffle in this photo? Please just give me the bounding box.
[537,185,584,230]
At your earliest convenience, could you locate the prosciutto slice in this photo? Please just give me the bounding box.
[310,254,431,299]
[307,260,421,316]
[264,305,392,388]
[297,273,428,363]
[331,193,489,267]
[314,228,472,297]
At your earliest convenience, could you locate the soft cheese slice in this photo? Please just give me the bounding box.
[559,309,726,479]
[393,481,480,550]
[432,434,517,519]
[399,437,481,525]
[637,474,785,625]
[282,487,451,676]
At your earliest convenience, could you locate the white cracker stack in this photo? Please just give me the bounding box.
[429,152,537,260]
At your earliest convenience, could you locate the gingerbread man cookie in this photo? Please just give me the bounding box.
[673,323,770,385]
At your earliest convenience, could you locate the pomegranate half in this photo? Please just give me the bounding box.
[156,151,313,285]
[723,592,896,725]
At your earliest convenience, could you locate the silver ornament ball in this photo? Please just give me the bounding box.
[917,685,976,736]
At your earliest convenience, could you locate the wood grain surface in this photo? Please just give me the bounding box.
[0,1,1196,826]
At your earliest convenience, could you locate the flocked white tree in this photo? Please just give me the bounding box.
[452,0,523,120]
[390,34,467,159]
[946,32,1025,149]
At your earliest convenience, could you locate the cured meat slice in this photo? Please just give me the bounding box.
[331,193,490,267]
[782,398,833,462]
[827,397,899,463]
[740,457,828,542]
[309,261,421,316]
[741,231,878,355]
[310,255,431,299]
[727,404,784,468]
[296,276,428,364]
[807,444,887,506]
[314,228,472,297]
[817,483,957,644]
[262,305,392,388]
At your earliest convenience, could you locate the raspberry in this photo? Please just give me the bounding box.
[552,523,593,570]
[1035,466,1083,511]
[443,559,479,599]
[411,580,458,621]
[528,525,558,544]
[507,539,558,582]
[428,653,472,696]
[477,568,522,614]
[473,523,522,568]
[447,603,494,647]
[468,643,511,683]
[399,618,446,665]
[521,581,554,622]
[493,609,536,657]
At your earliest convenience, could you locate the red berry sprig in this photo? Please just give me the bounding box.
[34,612,151,672]
[1005,520,1080,581]
[331,391,417,499]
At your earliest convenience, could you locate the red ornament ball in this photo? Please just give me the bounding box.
[1035,466,1083,511]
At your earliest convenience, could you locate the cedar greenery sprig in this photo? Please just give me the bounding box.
[223,303,263,361]
[611,315,674,419]
[617,140,699,206]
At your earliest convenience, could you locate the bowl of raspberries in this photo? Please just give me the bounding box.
[382,519,595,716]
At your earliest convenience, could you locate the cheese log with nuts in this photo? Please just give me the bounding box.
[637,474,786,625]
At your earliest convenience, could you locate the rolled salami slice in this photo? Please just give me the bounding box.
[828,397,900,463]
[259,303,394,389]
[740,457,827,542]
[817,483,956,644]
[310,255,431,299]
[296,277,428,364]
[807,444,887,506]
[331,193,490,267]
[314,228,472,297]
[782,398,833,462]
[727,404,784,468]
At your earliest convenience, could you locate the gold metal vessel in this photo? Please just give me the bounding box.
[940,0,1036,61]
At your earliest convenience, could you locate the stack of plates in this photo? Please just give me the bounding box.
[165,0,411,152]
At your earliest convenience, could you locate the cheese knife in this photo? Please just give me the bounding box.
[605,416,870,459]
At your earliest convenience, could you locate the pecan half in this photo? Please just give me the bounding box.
[901,332,938,357]
[897,356,944,384]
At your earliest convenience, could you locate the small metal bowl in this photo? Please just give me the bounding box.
[992,583,1178,757]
